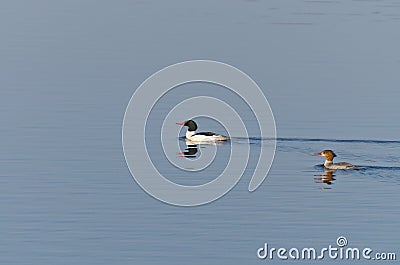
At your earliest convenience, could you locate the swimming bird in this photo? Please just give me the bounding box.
[314,150,357,170]
[176,120,229,142]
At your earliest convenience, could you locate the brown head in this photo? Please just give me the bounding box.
[314,150,337,162]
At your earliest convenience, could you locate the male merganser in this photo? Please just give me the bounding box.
[177,120,229,142]
[314,150,357,170]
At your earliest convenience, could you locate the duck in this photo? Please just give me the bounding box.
[176,120,230,143]
[314,150,357,170]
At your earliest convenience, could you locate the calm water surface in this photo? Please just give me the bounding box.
[1,1,399,264]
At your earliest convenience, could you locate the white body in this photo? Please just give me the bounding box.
[186,130,228,143]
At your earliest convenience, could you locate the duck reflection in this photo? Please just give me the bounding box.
[314,169,336,186]
[179,139,199,158]
[179,139,227,159]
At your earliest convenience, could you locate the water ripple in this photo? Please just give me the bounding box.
[247,137,400,145]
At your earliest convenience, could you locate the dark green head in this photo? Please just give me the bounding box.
[177,119,198,131]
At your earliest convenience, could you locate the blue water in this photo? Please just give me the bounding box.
[1,1,399,264]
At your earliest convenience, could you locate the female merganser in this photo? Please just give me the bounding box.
[314,150,357,170]
[177,120,230,142]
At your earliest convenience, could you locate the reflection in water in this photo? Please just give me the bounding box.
[179,140,199,158]
[314,169,336,187]
[179,139,227,159]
